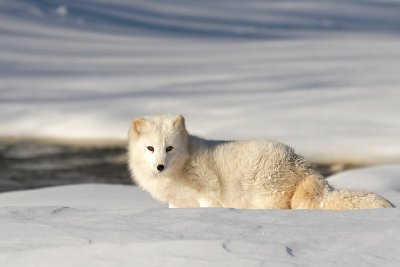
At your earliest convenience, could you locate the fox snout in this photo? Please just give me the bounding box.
[157,164,165,172]
[154,155,167,172]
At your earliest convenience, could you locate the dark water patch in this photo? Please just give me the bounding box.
[0,139,132,192]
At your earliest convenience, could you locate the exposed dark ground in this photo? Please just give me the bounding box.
[0,138,359,193]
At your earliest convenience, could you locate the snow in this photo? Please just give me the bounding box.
[1,166,400,266]
[329,165,400,195]
[328,165,400,207]
[1,0,400,164]
[2,1,400,265]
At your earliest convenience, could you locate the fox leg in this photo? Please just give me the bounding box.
[198,197,222,208]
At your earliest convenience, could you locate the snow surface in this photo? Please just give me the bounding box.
[2,2,400,265]
[1,0,400,164]
[329,165,400,195]
[1,166,400,266]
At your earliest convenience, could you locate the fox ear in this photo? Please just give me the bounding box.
[130,117,146,137]
[173,114,186,129]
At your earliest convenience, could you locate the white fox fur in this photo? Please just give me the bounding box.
[128,114,393,210]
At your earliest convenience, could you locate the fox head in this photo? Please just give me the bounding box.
[128,114,189,176]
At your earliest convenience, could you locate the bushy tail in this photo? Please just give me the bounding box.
[290,174,394,210]
[321,189,394,210]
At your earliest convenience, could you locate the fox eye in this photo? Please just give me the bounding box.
[166,146,174,152]
[147,146,154,152]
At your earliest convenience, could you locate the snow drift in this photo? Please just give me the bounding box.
[0,166,400,266]
[1,0,400,164]
[1,1,400,265]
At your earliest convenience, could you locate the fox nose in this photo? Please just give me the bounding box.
[157,164,164,172]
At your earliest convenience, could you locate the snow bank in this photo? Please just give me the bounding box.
[1,166,400,266]
[1,0,400,164]
[2,2,400,265]
[0,184,162,210]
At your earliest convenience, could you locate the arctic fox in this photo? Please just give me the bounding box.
[128,114,393,210]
